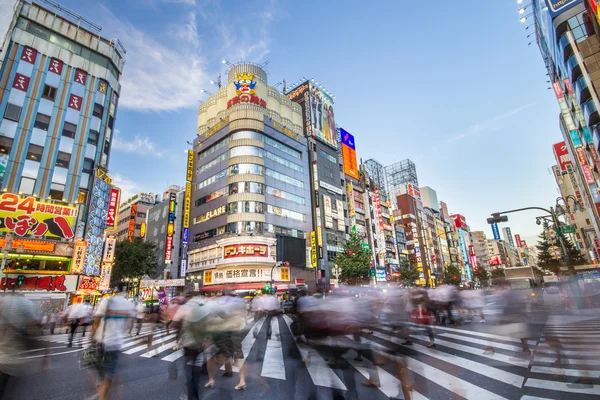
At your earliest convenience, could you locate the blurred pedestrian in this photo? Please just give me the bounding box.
[89,287,135,400]
[67,301,91,347]
[49,312,57,334]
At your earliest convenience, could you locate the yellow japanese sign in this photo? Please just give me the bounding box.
[183,182,191,229]
[223,244,268,258]
[204,270,213,284]
[280,267,289,281]
[186,150,194,182]
[71,241,87,274]
[310,232,317,267]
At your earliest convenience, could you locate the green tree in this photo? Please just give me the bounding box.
[564,237,586,267]
[442,264,462,285]
[396,259,420,287]
[111,239,159,286]
[335,231,372,285]
[536,232,561,275]
[473,267,490,286]
[491,268,505,279]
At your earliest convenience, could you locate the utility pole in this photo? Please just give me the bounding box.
[0,234,13,291]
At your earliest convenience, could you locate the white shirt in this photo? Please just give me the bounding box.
[93,295,135,351]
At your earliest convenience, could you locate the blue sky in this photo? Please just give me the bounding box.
[2,0,563,244]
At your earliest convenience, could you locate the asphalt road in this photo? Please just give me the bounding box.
[3,304,600,400]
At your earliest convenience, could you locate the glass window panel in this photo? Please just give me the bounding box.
[30,127,46,146]
[33,113,51,131]
[0,120,18,139]
[59,137,74,153]
[22,160,39,179]
[4,103,22,122]
[19,177,35,195]
[52,166,68,185]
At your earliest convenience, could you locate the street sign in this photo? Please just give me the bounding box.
[561,225,576,234]
[385,274,392,281]
[361,243,370,250]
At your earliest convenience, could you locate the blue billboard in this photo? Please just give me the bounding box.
[491,223,501,241]
[545,0,582,19]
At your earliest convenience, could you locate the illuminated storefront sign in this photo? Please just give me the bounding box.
[102,238,116,263]
[140,222,146,238]
[105,188,120,230]
[272,120,300,141]
[0,238,55,252]
[546,0,581,18]
[553,141,571,172]
[186,150,194,182]
[312,161,323,259]
[310,232,317,267]
[165,193,176,264]
[71,241,87,274]
[0,274,78,291]
[140,279,185,288]
[183,183,191,229]
[127,203,137,242]
[204,266,290,285]
[341,128,359,180]
[85,172,113,275]
[347,182,355,217]
[99,263,112,291]
[77,276,100,291]
[223,244,268,258]
[576,147,595,184]
[0,193,77,239]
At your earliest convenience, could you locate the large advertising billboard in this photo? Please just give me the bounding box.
[288,81,337,149]
[545,0,582,18]
[105,188,120,230]
[165,192,176,264]
[340,128,359,180]
[85,173,113,275]
[0,193,77,239]
[553,141,571,172]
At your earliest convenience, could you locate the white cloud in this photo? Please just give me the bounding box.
[112,173,143,202]
[112,133,164,157]
[448,103,535,143]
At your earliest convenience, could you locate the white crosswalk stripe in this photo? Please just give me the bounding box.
[525,318,600,397]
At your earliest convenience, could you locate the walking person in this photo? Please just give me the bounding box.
[49,312,57,335]
[89,286,135,400]
[67,302,86,347]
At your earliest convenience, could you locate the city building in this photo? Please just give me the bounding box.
[530,0,600,256]
[115,192,159,242]
[363,158,388,202]
[0,0,124,307]
[385,159,419,208]
[396,192,430,286]
[470,231,490,271]
[420,186,440,213]
[188,63,312,294]
[487,239,510,268]
[145,185,185,279]
[551,158,596,262]
[451,214,473,282]
[288,78,347,290]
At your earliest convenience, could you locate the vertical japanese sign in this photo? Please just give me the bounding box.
[165,193,176,264]
[127,204,137,242]
[71,241,87,274]
[99,263,112,291]
[186,150,194,182]
[491,223,500,240]
[553,142,571,172]
[514,234,522,248]
[310,231,317,267]
[102,238,116,263]
[576,147,595,184]
[105,188,120,230]
[20,46,37,64]
[312,161,323,259]
[340,128,359,180]
[12,73,30,92]
[84,172,112,276]
[347,182,355,217]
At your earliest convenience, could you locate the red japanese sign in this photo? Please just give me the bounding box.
[20,46,37,64]
[68,94,82,111]
[0,275,77,292]
[552,81,564,99]
[0,193,77,239]
[514,234,522,248]
[12,73,30,92]
[74,69,88,85]
[105,189,120,230]
[48,58,63,75]
[223,244,269,258]
[576,147,595,184]
[563,78,575,95]
[77,276,100,291]
[165,236,173,262]
[553,141,571,172]
[227,95,267,109]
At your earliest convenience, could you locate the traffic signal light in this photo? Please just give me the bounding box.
[487,213,508,224]
[17,275,25,286]
[264,282,270,292]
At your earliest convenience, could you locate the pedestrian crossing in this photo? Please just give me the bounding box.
[523,315,600,399]
[34,314,600,399]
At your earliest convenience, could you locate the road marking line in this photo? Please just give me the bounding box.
[359,336,510,400]
[524,378,600,395]
[534,356,600,366]
[410,335,530,368]
[438,332,524,352]
[369,331,525,388]
[123,333,176,355]
[261,317,286,380]
[282,315,347,390]
[162,348,184,362]
[395,325,537,346]
[535,348,600,356]
[531,366,600,378]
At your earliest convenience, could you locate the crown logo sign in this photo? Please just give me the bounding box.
[234,72,257,95]
[236,72,255,81]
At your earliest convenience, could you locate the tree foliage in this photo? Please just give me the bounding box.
[491,268,505,279]
[536,232,561,275]
[111,239,159,286]
[335,231,372,285]
[397,259,420,287]
[442,264,462,285]
[473,267,490,283]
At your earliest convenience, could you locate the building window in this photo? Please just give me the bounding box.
[82,158,94,174]
[19,177,35,195]
[33,113,51,131]
[4,104,22,122]
[62,122,77,139]
[49,183,64,200]
[42,84,57,101]
[56,151,70,168]
[88,130,99,146]
[93,103,104,118]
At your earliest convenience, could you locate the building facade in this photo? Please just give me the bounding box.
[470,231,491,271]
[115,192,159,242]
[189,63,311,294]
[0,0,124,307]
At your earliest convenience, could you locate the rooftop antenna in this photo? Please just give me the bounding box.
[283,79,287,93]
[259,60,270,68]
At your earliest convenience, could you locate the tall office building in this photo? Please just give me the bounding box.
[0,0,124,305]
[115,193,159,242]
[363,159,388,201]
[529,0,600,257]
[188,63,312,294]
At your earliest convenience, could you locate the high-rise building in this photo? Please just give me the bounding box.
[188,63,311,294]
[145,185,185,279]
[396,192,430,286]
[115,193,159,242]
[0,0,124,305]
[470,231,490,271]
[363,159,388,201]
[420,186,439,213]
[487,239,510,268]
[288,78,346,290]
[530,0,600,255]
